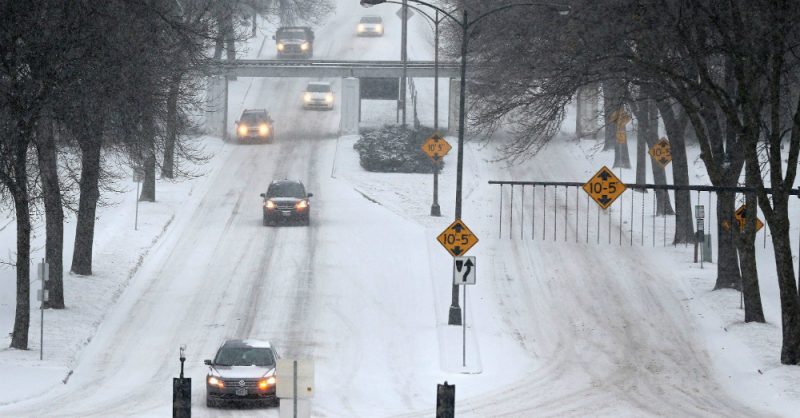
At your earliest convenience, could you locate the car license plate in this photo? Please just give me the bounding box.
[236,388,247,396]
[281,211,291,217]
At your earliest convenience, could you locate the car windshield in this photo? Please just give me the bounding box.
[241,112,267,124]
[268,182,306,198]
[361,16,382,23]
[214,347,275,367]
[279,29,308,40]
[307,84,330,93]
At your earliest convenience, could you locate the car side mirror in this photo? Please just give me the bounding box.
[260,193,266,198]
[235,120,239,125]
[307,193,313,198]
[272,35,276,40]
[204,359,212,366]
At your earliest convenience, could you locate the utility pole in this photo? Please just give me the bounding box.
[400,0,408,128]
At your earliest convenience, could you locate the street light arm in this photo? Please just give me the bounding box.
[382,0,438,24]
[468,2,570,30]
[400,0,463,27]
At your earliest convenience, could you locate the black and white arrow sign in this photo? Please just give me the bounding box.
[453,256,476,285]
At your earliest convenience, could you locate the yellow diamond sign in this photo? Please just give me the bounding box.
[421,133,452,162]
[734,204,764,233]
[609,110,632,126]
[437,219,479,257]
[649,137,672,168]
[583,166,626,209]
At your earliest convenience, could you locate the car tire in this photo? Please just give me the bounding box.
[263,215,269,226]
[206,398,216,408]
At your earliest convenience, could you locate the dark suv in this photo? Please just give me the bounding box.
[235,109,274,143]
[260,180,312,226]
[274,26,314,58]
[204,339,279,407]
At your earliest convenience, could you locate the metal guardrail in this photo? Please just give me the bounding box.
[218,59,461,78]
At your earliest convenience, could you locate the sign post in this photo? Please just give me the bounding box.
[37,259,49,360]
[453,256,476,367]
[422,133,451,217]
[277,359,314,418]
[133,167,144,230]
[695,205,705,269]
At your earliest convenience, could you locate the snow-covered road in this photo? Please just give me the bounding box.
[1,2,795,417]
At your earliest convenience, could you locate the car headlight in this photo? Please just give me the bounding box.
[277,43,285,51]
[358,24,365,32]
[376,24,383,32]
[295,200,308,210]
[304,92,312,102]
[259,124,269,136]
[258,376,276,390]
[208,376,224,388]
[325,93,333,103]
[301,42,309,51]
[238,124,248,136]
[266,200,276,209]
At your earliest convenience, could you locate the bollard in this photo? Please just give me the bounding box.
[436,381,455,418]
[173,346,191,418]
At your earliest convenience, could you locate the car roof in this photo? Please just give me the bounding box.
[270,179,304,186]
[307,81,331,87]
[221,339,273,349]
[242,109,268,115]
[361,15,382,21]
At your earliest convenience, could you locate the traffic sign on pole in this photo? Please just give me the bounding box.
[582,166,627,209]
[437,219,478,257]
[648,137,672,168]
[733,204,764,232]
[453,256,476,285]
[395,6,414,19]
[422,132,452,162]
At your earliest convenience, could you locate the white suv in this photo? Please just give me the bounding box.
[303,81,334,110]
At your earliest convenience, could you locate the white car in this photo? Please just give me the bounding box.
[303,81,334,110]
[205,339,279,407]
[357,15,384,36]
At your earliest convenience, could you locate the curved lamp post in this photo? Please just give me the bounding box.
[381,0,448,217]
[361,0,570,326]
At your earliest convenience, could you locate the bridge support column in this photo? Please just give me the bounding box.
[340,77,360,135]
[205,76,226,138]
[448,78,459,136]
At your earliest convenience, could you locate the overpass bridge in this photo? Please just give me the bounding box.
[221,59,461,78]
[207,59,462,138]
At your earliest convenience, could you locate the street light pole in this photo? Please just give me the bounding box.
[431,10,442,217]
[360,0,570,326]
[447,9,470,325]
[401,0,408,128]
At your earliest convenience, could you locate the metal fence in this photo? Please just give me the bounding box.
[489,180,800,251]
